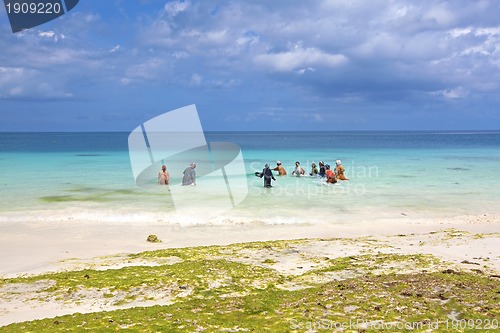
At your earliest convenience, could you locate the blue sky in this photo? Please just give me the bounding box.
[1,0,499,131]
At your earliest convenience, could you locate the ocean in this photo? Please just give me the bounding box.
[1,131,499,225]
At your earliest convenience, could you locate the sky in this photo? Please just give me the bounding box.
[0,0,499,131]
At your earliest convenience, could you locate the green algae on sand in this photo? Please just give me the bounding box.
[1,237,499,333]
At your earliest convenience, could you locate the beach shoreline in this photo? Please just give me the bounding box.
[1,213,499,278]
[0,213,499,328]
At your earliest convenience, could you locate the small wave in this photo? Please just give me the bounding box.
[75,154,109,157]
[39,195,113,203]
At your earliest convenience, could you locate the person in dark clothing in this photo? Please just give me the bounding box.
[318,161,326,178]
[182,162,196,186]
[258,163,276,188]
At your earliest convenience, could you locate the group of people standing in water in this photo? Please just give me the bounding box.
[158,163,197,186]
[257,160,348,188]
[158,159,348,189]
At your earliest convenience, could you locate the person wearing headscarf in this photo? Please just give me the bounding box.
[335,160,349,180]
[291,161,305,176]
[325,164,337,184]
[273,160,287,176]
[318,161,326,178]
[182,162,197,186]
[258,163,276,188]
[158,165,170,185]
[310,162,318,176]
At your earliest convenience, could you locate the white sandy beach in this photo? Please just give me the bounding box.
[0,214,499,327]
[1,214,499,277]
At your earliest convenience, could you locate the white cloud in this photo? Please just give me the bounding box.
[109,45,121,53]
[300,112,324,122]
[431,86,469,99]
[190,73,202,86]
[188,73,238,88]
[178,29,229,46]
[172,51,189,59]
[296,67,315,75]
[254,44,348,72]
[133,0,499,101]
[0,66,73,100]
[35,82,74,99]
[448,27,473,38]
[38,30,66,42]
[8,86,24,96]
[122,58,167,83]
[475,27,500,37]
[164,0,190,17]
[39,31,55,38]
[120,77,131,85]
[236,34,259,47]
[0,66,26,80]
[35,48,98,68]
[424,4,457,26]
[0,67,37,98]
[204,29,229,44]
[85,14,100,22]
[2,0,500,123]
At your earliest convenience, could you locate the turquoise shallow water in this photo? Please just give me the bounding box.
[0,132,499,225]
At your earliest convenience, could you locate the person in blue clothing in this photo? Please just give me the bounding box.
[182,162,197,186]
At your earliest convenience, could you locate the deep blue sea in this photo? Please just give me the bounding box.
[1,131,499,225]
